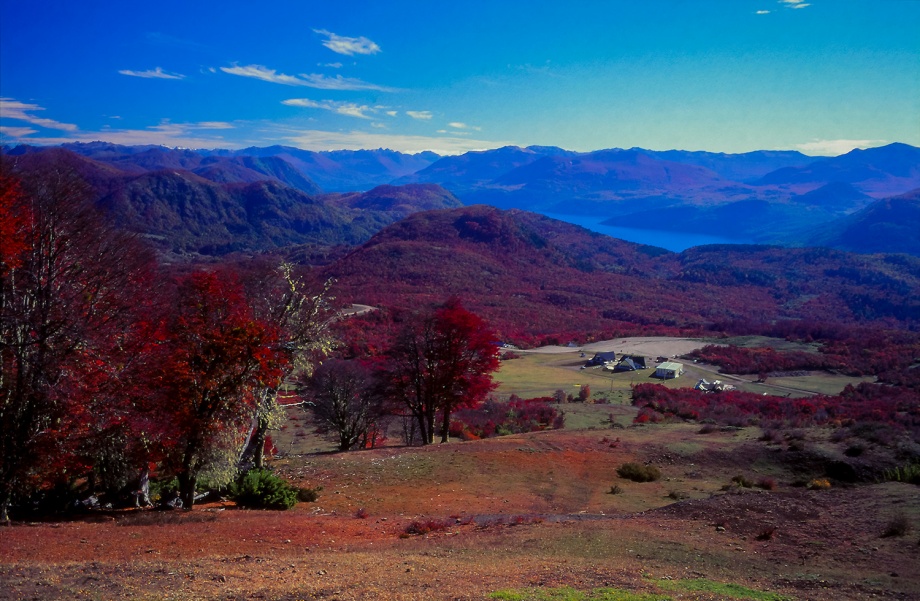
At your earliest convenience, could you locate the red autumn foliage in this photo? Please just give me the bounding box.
[157,270,286,508]
[687,345,845,374]
[449,396,565,440]
[381,298,500,445]
[631,382,920,443]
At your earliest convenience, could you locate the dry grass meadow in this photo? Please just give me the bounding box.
[2,341,918,601]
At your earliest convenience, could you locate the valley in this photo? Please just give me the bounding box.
[1,141,919,601]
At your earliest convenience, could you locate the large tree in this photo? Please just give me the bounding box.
[0,170,153,521]
[236,261,336,469]
[159,270,285,508]
[301,359,384,451]
[383,298,499,445]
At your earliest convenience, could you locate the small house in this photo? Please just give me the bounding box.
[612,355,648,372]
[655,361,684,379]
[584,351,616,368]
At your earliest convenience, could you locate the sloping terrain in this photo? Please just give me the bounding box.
[323,205,920,342]
[2,417,917,601]
[795,189,920,255]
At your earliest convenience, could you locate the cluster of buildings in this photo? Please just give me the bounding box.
[582,352,684,379]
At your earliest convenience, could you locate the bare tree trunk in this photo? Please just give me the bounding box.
[178,470,196,510]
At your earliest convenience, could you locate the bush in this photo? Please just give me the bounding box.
[617,462,661,482]
[881,512,911,538]
[404,518,453,536]
[731,475,754,488]
[806,478,831,490]
[232,469,298,510]
[883,463,920,485]
[297,486,322,502]
[756,477,777,491]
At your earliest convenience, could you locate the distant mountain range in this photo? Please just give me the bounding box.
[2,140,919,256]
[0,146,456,256]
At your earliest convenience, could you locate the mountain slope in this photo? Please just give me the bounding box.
[324,206,920,341]
[758,143,920,197]
[328,183,463,214]
[797,189,920,255]
[227,146,439,191]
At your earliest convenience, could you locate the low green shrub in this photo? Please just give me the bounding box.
[883,463,920,485]
[232,469,298,510]
[297,486,322,502]
[731,475,754,488]
[616,462,661,483]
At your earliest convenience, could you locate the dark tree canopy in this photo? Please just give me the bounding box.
[302,359,384,451]
[0,170,155,521]
[383,298,499,445]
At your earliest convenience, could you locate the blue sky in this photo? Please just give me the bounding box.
[1,0,918,155]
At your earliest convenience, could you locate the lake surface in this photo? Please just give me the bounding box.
[539,212,752,252]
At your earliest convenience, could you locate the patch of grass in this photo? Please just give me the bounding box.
[297,486,322,502]
[403,517,453,536]
[756,477,777,491]
[806,478,831,490]
[658,578,790,600]
[883,463,920,485]
[617,462,661,483]
[731,475,754,488]
[881,512,911,538]
[489,587,670,601]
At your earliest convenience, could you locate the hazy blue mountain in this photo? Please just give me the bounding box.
[641,148,813,182]
[227,145,439,191]
[789,182,873,213]
[395,145,551,189]
[191,155,322,195]
[757,143,920,197]
[793,188,920,255]
[327,183,463,214]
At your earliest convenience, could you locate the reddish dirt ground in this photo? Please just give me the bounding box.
[2,426,919,600]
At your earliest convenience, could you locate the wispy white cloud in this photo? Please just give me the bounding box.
[282,98,373,119]
[0,97,78,131]
[320,62,343,69]
[191,121,235,129]
[299,73,395,91]
[385,110,398,117]
[794,138,887,156]
[448,122,482,131]
[220,64,395,91]
[313,29,381,56]
[220,64,306,86]
[756,10,771,15]
[371,122,387,129]
[0,125,38,139]
[276,127,511,155]
[779,0,810,8]
[118,66,185,80]
[406,110,433,120]
[6,121,243,149]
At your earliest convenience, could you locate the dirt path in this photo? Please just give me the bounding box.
[521,336,717,359]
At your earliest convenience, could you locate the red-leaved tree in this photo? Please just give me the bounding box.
[158,270,285,508]
[0,169,154,521]
[382,298,499,445]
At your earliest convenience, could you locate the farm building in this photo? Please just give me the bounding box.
[584,351,616,368]
[655,361,684,379]
[611,355,648,372]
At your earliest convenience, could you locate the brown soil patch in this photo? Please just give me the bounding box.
[2,427,919,601]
